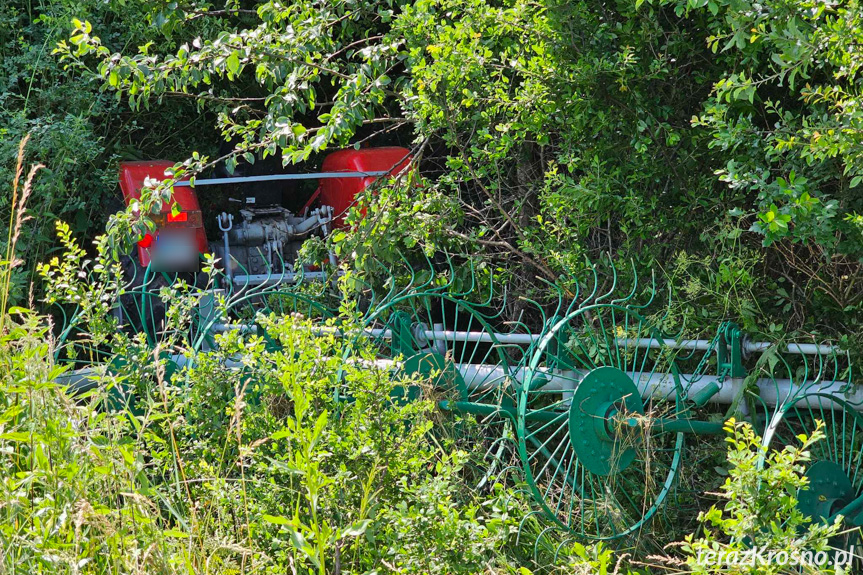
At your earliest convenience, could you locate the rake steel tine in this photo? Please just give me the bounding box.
[611,259,638,305]
[534,526,558,560]
[594,254,617,304]
[515,512,543,546]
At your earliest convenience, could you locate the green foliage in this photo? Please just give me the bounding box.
[0,0,225,303]
[0,301,524,573]
[647,0,863,255]
[682,419,843,574]
[5,221,574,573]
[61,0,862,340]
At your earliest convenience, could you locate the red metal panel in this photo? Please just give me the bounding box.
[318,147,412,228]
[118,161,208,267]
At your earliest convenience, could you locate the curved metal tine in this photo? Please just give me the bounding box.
[473,276,503,319]
[515,511,545,546]
[396,251,426,295]
[822,342,845,393]
[579,257,601,309]
[505,298,547,355]
[560,276,584,318]
[248,250,287,297]
[808,345,852,406]
[226,258,253,300]
[273,248,296,288]
[404,250,432,294]
[447,255,479,300]
[629,267,658,311]
[753,391,780,440]
[190,315,221,354]
[658,314,702,365]
[267,250,322,310]
[228,259,311,322]
[52,305,75,360]
[535,276,568,320]
[418,250,438,292]
[611,259,639,306]
[372,255,406,306]
[771,352,799,409]
[839,349,857,401]
[473,262,497,309]
[553,537,574,564]
[406,250,436,294]
[241,248,288,300]
[436,249,460,294]
[655,283,674,327]
[514,295,547,330]
[674,330,704,364]
[534,526,559,561]
[349,273,378,319]
[803,343,829,395]
[293,253,308,287]
[121,258,140,292]
[495,485,524,516]
[223,260,261,324]
[54,311,90,365]
[686,331,723,383]
[593,253,617,304]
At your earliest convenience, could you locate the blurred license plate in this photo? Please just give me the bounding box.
[151,229,198,272]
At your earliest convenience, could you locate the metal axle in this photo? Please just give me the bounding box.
[175,171,389,188]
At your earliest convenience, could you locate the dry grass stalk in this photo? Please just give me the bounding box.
[1,135,42,328]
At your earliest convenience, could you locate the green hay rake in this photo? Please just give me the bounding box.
[49,252,862,556]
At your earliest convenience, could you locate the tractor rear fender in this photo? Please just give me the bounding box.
[118,161,208,267]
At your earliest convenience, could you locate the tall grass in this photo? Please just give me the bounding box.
[0,135,43,327]
[0,138,623,574]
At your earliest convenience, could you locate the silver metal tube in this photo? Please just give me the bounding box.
[240,323,840,357]
[175,171,388,188]
[744,341,840,356]
[354,328,840,357]
[230,271,329,286]
[57,354,857,411]
[619,338,713,351]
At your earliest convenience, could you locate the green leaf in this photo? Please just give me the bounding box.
[262,514,293,525]
[226,51,240,77]
[0,432,31,442]
[342,519,371,537]
[288,529,320,568]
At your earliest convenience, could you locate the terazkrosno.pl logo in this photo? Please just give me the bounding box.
[696,547,858,569]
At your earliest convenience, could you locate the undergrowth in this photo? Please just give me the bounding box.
[0,140,851,574]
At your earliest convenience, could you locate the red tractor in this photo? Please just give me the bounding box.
[117,147,411,286]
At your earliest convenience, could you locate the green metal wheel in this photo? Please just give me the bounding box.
[346,292,525,483]
[518,304,686,540]
[761,394,863,558]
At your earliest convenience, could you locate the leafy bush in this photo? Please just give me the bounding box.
[53,0,862,344]
[1,0,226,304]
[681,419,845,575]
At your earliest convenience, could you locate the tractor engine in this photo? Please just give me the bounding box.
[117,146,412,286]
[212,204,334,277]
